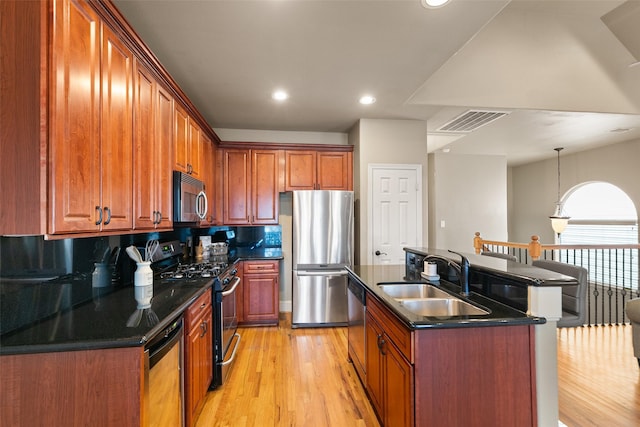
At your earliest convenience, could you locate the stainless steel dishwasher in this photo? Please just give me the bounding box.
[347,277,366,383]
[146,316,184,427]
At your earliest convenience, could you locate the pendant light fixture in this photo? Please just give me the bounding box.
[549,147,570,236]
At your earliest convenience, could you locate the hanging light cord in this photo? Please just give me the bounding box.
[555,147,562,205]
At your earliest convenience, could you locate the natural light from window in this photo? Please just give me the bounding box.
[559,182,638,291]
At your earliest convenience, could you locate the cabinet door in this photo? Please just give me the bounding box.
[174,104,189,173]
[200,134,216,226]
[243,274,279,324]
[188,120,202,179]
[384,338,414,427]
[251,150,280,224]
[100,24,133,231]
[223,149,251,225]
[316,151,352,190]
[49,0,101,234]
[155,85,174,228]
[133,61,156,230]
[284,150,316,191]
[365,311,385,420]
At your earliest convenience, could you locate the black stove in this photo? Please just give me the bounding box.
[148,240,230,282]
[149,240,240,389]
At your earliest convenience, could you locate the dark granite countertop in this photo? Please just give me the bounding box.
[0,277,212,355]
[0,248,283,355]
[404,247,578,286]
[348,264,546,330]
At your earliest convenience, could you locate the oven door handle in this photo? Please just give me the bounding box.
[221,276,241,297]
[220,333,241,366]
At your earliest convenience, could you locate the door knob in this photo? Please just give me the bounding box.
[375,250,387,256]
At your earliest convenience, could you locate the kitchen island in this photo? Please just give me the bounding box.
[347,257,568,427]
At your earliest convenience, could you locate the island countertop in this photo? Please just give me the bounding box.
[404,247,578,286]
[347,264,546,329]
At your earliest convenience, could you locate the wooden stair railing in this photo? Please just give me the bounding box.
[473,232,542,260]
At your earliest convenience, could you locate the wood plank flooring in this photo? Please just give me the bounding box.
[196,316,639,427]
[196,313,379,427]
[557,324,639,427]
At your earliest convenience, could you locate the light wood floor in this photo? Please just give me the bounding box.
[557,324,639,427]
[196,313,379,427]
[196,316,639,427]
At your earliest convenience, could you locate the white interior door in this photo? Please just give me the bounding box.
[369,164,422,265]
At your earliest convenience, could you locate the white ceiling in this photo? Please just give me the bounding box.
[113,0,640,165]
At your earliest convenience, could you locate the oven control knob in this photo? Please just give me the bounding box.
[223,277,230,285]
[231,268,237,276]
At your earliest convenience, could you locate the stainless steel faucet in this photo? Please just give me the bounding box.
[447,250,470,297]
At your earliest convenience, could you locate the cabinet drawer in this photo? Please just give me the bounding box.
[368,295,414,363]
[186,288,212,330]
[243,260,279,275]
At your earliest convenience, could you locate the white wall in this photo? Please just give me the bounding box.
[428,153,508,252]
[349,119,428,264]
[510,139,640,244]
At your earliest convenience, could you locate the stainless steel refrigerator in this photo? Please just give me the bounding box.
[292,190,354,327]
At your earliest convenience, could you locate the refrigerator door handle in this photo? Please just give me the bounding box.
[295,270,348,277]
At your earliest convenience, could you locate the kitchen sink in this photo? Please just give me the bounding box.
[377,284,454,299]
[399,298,490,317]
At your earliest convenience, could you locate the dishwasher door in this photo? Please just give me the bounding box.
[292,269,348,327]
[347,277,366,383]
[147,317,184,427]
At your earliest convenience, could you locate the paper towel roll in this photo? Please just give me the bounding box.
[424,262,438,276]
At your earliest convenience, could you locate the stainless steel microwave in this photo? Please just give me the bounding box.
[173,171,208,223]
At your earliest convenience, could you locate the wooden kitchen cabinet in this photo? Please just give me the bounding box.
[185,289,213,427]
[366,298,413,427]
[284,150,352,191]
[174,103,202,179]
[49,0,133,234]
[223,149,280,225]
[362,291,536,427]
[239,260,280,325]
[199,133,217,226]
[133,60,173,230]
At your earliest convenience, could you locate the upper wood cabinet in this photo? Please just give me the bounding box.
[133,61,173,230]
[284,150,352,191]
[174,104,202,179]
[222,149,280,225]
[0,0,218,237]
[199,133,217,226]
[49,0,133,234]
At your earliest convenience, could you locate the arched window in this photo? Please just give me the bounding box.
[561,182,638,244]
[559,182,638,291]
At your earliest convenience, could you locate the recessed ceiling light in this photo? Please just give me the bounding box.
[421,0,450,9]
[359,95,376,105]
[272,90,288,101]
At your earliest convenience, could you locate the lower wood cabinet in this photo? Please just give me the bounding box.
[0,346,144,426]
[237,260,280,325]
[366,298,414,427]
[363,292,537,427]
[185,289,213,427]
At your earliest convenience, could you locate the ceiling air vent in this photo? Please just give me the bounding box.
[436,110,509,133]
